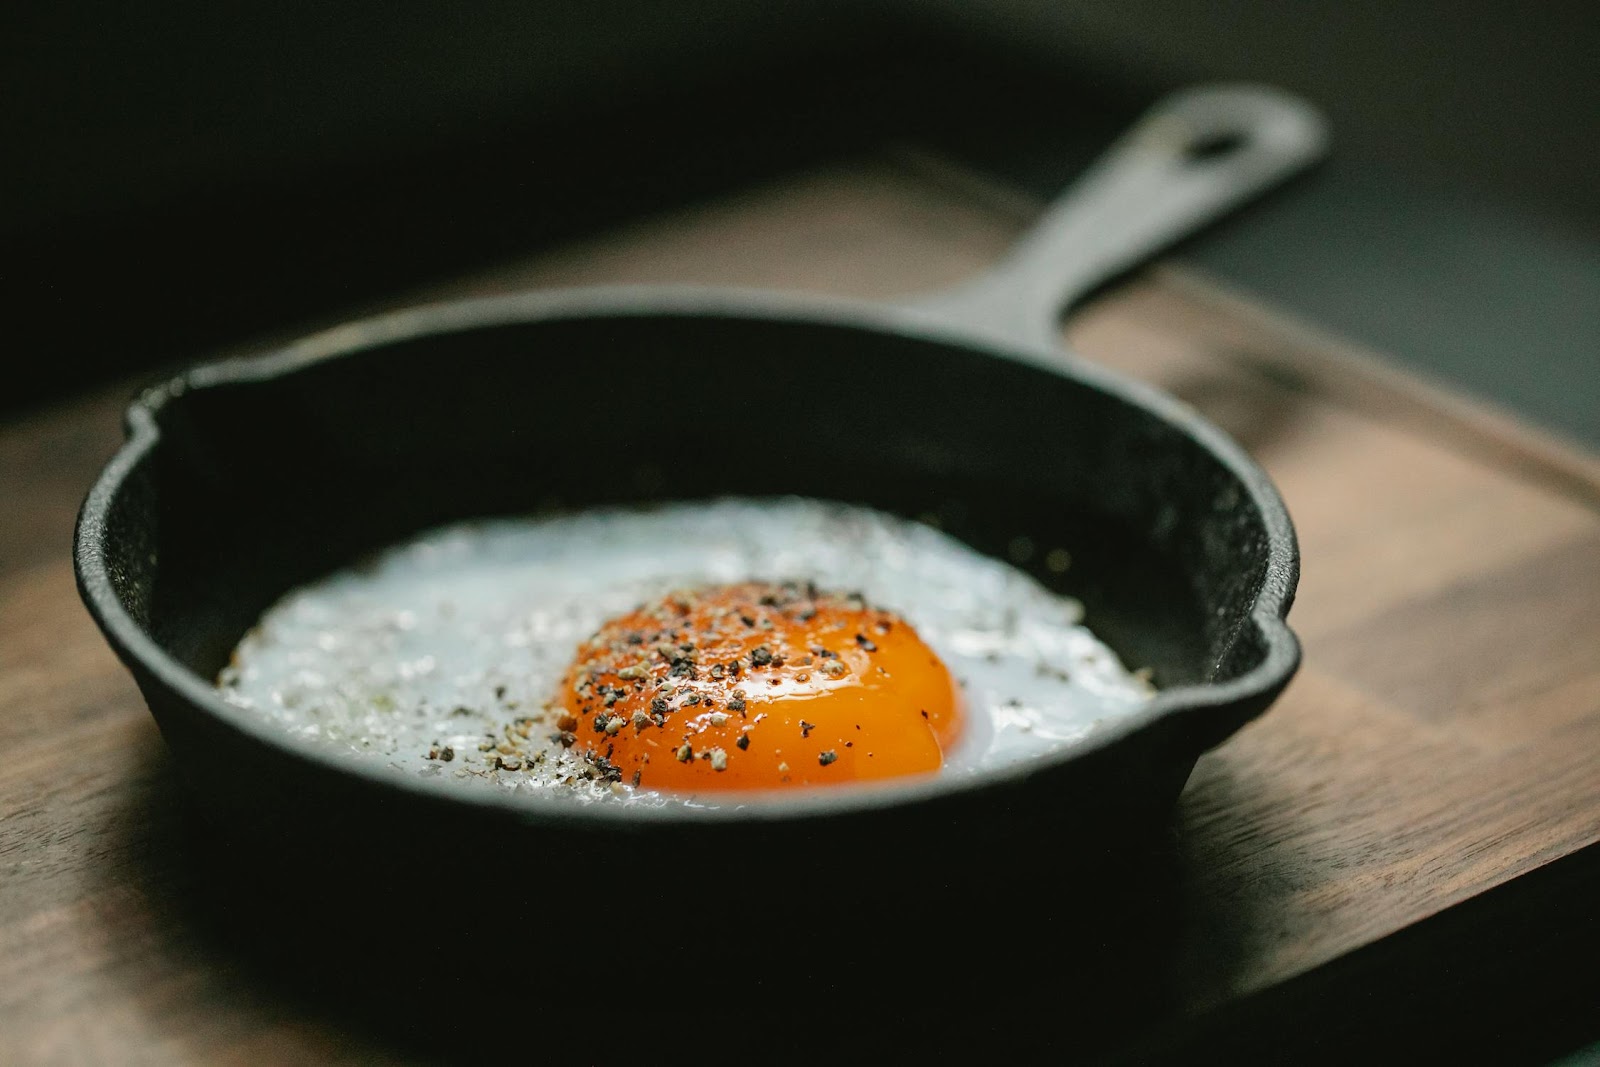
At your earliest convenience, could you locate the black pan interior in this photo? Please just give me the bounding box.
[103,310,1278,702]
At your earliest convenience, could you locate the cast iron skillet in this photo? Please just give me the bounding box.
[76,86,1322,881]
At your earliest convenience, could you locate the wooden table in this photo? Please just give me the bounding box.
[4,154,1598,1063]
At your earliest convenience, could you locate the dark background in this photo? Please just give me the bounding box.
[3,1,1596,443]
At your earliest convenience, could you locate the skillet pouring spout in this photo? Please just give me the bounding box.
[75,84,1319,858]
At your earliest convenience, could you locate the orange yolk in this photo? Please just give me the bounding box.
[554,581,962,792]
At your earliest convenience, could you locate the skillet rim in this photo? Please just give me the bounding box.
[74,285,1301,826]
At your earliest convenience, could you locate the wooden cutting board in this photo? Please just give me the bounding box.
[3,154,1597,1063]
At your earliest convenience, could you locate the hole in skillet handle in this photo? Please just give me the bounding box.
[1183,129,1249,163]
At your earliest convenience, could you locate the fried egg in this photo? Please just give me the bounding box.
[218,498,1154,804]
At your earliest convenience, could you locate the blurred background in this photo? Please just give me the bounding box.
[4,0,1596,437]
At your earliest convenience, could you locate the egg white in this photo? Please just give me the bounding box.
[218,498,1154,804]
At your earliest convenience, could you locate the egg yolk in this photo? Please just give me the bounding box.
[555,581,962,792]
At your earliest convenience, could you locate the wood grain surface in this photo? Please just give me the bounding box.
[3,156,1598,1064]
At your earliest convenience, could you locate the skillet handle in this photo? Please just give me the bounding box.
[904,84,1328,350]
